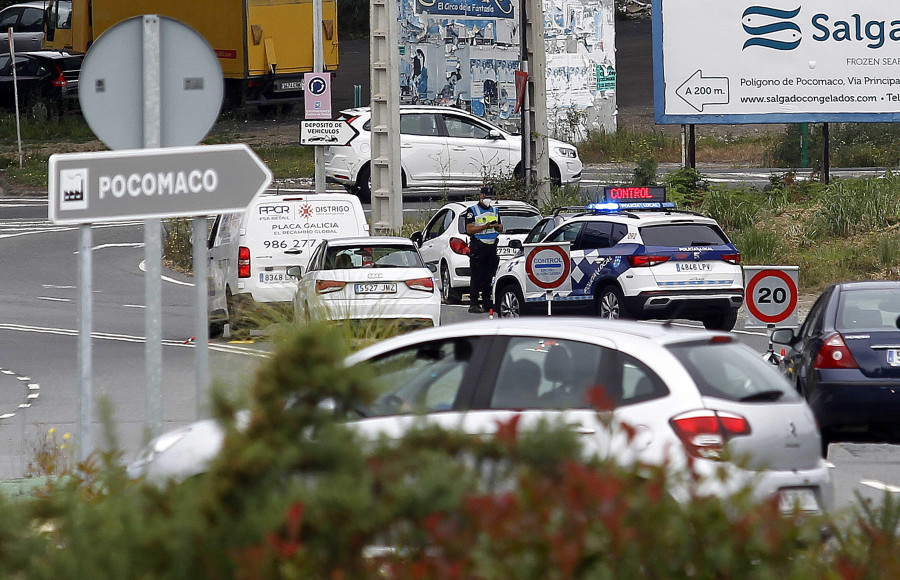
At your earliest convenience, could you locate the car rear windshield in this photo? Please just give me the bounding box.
[500,210,542,234]
[667,342,800,403]
[836,288,900,331]
[639,223,730,247]
[325,245,424,269]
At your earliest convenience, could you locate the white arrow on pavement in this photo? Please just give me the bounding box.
[676,70,730,112]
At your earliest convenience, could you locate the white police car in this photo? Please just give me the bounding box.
[492,187,745,331]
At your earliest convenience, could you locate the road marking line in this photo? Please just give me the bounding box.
[860,479,900,493]
[37,297,71,303]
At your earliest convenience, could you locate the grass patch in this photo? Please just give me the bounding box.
[250,145,315,179]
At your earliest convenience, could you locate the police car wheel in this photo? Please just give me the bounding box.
[701,308,738,332]
[597,285,630,320]
[497,284,524,318]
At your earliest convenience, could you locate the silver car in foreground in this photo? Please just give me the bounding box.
[128,319,832,513]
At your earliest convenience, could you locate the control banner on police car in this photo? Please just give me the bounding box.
[523,243,572,295]
[655,0,900,123]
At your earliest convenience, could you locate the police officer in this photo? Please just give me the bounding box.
[463,186,503,314]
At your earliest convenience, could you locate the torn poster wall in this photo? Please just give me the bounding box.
[399,0,616,142]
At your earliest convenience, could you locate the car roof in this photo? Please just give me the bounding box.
[444,199,539,212]
[326,236,413,246]
[833,280,900,291]
[569,210,719,226]
[347,318,726,365]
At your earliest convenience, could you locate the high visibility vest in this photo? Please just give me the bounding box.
[472,203,499,244]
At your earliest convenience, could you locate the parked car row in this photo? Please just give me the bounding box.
[0,49,81,119]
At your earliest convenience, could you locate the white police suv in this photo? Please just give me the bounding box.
[492,187,745,331]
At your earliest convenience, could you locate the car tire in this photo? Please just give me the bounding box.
[497,283,525,318]
[597,284,630,320]
[27,95,54,122]
[702,308,739,332]
[355,164,372,204]
[440,262,462,304]
[550,162,562,186]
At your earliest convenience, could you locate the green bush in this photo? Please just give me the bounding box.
[731,227,781,264]
[700,188,760,231]
[0,324,899,578]
[808,176,900,238]
[664,167,708,208]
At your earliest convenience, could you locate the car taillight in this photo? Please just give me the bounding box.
[346,115,359,124]
[669,409,751,460]
[405,277,434,292]
[814,333,859,370]
[722,253,741,265]
[449,237,470,255]
[627,255,669,267]
[238,246,251,278]
[316,280,346,294]
[51,64,66,88]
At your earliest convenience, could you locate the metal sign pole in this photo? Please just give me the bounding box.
[313,0,325,194]
[193,216,209,417]
[77,225,92,462]
[143,15,163,438]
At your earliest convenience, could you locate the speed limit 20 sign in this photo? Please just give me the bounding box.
[743,266,800,328]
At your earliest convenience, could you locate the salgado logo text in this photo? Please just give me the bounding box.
[743,6,900,51]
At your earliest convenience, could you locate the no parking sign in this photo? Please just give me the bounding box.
[743,266,800,328]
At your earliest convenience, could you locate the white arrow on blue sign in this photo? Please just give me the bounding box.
[48,144,273,224]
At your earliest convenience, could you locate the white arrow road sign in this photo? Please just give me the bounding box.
[300,120,360,146]
[48,144,272,224]
[676,70,730,112]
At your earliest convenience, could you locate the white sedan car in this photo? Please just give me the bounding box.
[290,236,440,327]
[410,200,541,303]
[324,105,583,202]
[128,319,832,515]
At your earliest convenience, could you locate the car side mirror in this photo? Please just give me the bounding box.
[286,266,302,278]
[508,239,523,249]
[770,327,796,346]
[488,129,503,140]
[410,231,423,247]
[427,263,437,273]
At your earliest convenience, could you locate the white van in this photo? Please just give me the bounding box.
[207,192,369,331]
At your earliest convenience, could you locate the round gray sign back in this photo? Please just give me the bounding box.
[78,15,224,150]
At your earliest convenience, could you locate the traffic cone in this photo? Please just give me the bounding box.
[489,308,494,319]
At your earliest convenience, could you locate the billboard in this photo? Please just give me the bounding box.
[653,0,900,124]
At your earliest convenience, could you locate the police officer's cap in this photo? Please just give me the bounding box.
[480,185,495,196]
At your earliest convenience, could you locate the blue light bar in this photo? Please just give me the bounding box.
[618,201,677,210]
[587,202,620,212]
[588,201,676,213]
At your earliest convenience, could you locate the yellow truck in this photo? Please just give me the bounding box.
[42,0,338,111]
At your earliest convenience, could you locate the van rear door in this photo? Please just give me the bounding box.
[244,195,368,303]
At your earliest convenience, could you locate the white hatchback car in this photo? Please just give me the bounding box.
[290,236,440,327]
[127,318,832,515]
[410,200,542,303]
[324,105,583,202]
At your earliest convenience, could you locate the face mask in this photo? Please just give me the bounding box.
[481,198,493,208]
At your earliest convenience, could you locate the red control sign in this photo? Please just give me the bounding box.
[525,245,571,290]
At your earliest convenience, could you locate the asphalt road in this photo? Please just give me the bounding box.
[0,196,897,512]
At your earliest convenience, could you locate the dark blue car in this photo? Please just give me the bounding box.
[771,280,900,455]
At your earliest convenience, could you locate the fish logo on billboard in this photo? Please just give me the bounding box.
[742,6,802,50]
